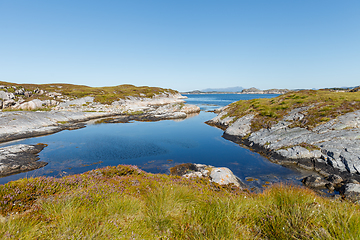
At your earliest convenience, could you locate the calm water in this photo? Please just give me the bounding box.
[0,94,311,187]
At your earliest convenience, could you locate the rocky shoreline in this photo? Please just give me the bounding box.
[0,92,200,177]
[0,144,47,177]
[207,106,360,201]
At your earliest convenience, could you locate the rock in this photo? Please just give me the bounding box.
[302,175,329,188]
[170,163,199,176]
[326,174,343,185]
[276,146,322,160]
[15,89,24,95]
[340,183,360,202]
[224,114,255,138]
[0,100,2,109]
[170,163,246,189]
[0,144,48,177]
[24,91,32,98]
[58,96,94,108]
[210,105,360,184]
[0,92,199,143]
[3,99,15,108]
[0,91,15,100]
[180,104,200,114]
[210,167,244,187]
[17,99,44,110]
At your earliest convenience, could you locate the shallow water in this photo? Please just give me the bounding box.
[0,94,312,188]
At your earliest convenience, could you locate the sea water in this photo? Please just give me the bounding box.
[0,94,311,188]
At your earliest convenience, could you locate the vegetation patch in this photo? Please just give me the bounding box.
[0,81,178,105]
[224,89,360,131]
[0,165,359,239]
[276,142,321,151]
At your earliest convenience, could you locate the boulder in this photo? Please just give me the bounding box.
[210,167,244,187]
[15,89,24,95]
[302,175,329,188]
[24,91,33,98]
[18,99,44,110]
[0,90,15,100]
[3,99,15,108]
[170,163,246,189]
[340,183,360,202]
[180,104,200,114]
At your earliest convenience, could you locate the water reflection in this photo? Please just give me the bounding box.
[0,94,311,189]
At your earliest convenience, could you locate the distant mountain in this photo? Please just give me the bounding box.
[200,86,244,92]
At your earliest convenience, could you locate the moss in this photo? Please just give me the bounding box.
[276,142,321,151]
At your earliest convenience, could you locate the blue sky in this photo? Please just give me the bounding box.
[1,1,359,91]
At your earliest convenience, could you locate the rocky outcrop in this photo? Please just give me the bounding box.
[208,106,360,200]
[0,144,47,177]
[0,95,200,144]
[240,87,290,94]
[170,163,246,189]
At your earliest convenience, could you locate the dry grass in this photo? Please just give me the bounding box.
[0,81,178,105]
[0,165,359,239]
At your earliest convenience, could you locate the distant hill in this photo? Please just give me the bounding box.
[201,86,244,92]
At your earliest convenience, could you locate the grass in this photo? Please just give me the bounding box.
[0,164,359,239]
[0,81,178,105]
[223,89,360,131]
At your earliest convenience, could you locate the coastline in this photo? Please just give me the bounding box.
[206,105,360,200]
[0,94,200,177]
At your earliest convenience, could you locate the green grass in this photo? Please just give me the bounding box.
[0,165,359,239]
[0,81,178,105]
[224,89,360,131]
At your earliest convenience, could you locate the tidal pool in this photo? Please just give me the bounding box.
[0,94,312,188]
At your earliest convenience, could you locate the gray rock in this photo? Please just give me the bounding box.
[340,183,360,202]
[179,104,200,114]
[24,91,32,98]
[3,99,15,108]
[224,114,254,138]
[58,96,94,107]
[0,144,47,177]
[326,174,343,185]
[0,91,15,100]
[302,175,329,188]
[17,99,44,110]
[209,167,244,187]
[210,106,360,180]
[15,89,24,95]
[276,146,321,160]
[171,163,246,189]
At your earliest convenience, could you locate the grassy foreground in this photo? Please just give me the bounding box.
[224,89,360,131]
[0,165,359,239]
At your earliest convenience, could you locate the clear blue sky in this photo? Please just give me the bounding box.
[1,1,359,91]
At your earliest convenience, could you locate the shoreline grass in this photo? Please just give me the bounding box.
[0,165,359,239]
[223,89,360,131]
